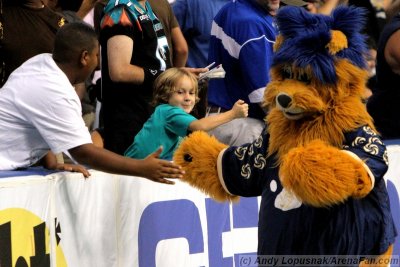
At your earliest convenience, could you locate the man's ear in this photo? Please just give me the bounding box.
[80,50,89,66]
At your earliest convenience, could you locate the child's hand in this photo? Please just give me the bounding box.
[56,163,91,178]
[231,99,249,118]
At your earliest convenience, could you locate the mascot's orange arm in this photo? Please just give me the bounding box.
[173,131,240,202]
[279,140,374,207]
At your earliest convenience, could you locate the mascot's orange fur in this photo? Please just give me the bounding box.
[174,6,397,265]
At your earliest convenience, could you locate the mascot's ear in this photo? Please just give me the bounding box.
[331,6,366,37]
[275,6,331,40]
[330,6,368,69]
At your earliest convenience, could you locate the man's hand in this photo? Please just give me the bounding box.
[56,163,91,178]
[141,147,184,185]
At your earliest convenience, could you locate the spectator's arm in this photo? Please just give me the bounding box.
[171,26,188,67]
[384,29,400,75]
[383,0,393,10]
[313,0,340,15]
[76,0,101,19]
[319,0,340,15]
[107,35,145,84]
[386,0,400,21]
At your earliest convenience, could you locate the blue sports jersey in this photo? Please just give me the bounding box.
[207,0,277,120]
[219,125,397,255]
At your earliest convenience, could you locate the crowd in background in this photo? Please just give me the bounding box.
[0,0,400,172]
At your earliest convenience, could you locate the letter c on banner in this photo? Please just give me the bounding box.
[138,200,204,267]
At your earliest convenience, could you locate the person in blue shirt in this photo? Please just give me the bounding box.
[206,0,280,146]
[124,68,248,160]
[172,0,230,68]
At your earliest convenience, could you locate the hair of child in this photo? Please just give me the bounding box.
[151,68,199,106]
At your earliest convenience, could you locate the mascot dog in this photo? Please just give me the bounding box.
[174,6,397,264]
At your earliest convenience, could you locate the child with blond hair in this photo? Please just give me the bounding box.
[125,68,248,160]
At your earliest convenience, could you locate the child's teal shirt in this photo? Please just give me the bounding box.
[124,104,197,160]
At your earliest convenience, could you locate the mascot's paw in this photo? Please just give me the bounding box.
[173,131,239,202]
[280,140,372,207]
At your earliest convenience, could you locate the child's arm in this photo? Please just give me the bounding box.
[188,100,248,132]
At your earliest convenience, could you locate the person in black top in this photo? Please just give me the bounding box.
[99,0,172,155]
[367,13,400,139]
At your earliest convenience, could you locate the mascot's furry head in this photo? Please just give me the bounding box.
[265,6,375,161]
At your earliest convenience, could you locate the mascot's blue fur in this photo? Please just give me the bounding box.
[174,6,397,264]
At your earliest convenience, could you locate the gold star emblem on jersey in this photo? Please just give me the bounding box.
[58,18,66,27]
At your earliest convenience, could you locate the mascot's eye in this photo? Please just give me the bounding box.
[298,73,311,84]
[184,153,193,162]
[281,68,292,79]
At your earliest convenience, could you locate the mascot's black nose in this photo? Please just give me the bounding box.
[184,154,193,162]
[277,93,292,108]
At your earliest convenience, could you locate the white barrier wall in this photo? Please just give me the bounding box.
[385,145,400,260]
[0,171,260,267]
[0,145,399,267]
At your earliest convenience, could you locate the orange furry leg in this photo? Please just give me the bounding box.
[173,131,239,202]
[280,140,372,207]
[359,245,394,267]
